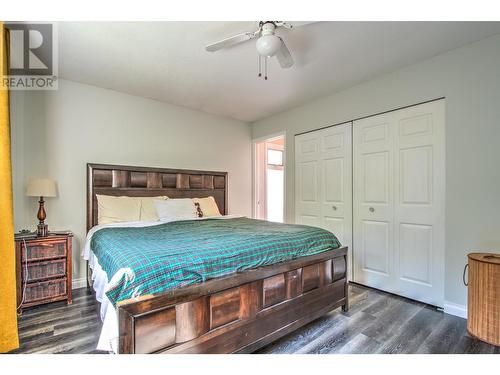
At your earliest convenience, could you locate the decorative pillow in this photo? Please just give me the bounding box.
[139,196,169,221]
[192,196,222,217]
[154,198,197,222]
[96,195,142,225]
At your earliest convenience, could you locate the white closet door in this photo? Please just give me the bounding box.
[353,100,445,307]
[295,123,353,278]
[353,115,395,291]
[295,132,322,228]
[393,101,445,306]
[319,124,353,278]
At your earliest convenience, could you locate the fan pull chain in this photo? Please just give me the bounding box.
[257,55,269,81]
[265,57,268,80]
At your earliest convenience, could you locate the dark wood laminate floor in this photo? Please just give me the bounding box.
[11,284,499,354]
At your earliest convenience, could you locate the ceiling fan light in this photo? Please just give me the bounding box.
[256,35,281,57]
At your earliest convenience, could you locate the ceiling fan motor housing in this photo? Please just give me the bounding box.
[261,22,276,35]
[256,23,281,57]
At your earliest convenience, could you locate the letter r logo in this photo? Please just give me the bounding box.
[6,23,53,76]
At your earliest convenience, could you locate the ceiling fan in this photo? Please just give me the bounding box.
[205,21,315,80]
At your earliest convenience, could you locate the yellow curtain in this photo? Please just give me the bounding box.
[0,21,19,353]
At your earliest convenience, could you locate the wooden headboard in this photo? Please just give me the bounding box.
[87,163,228,231]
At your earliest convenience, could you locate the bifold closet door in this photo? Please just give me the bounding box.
[295,122,352,278]
[353,100,445,307]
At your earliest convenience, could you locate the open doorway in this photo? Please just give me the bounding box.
[254,134,285,223]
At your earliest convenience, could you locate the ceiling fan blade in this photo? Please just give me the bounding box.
[276,38,294,68]
[205,31,258,52]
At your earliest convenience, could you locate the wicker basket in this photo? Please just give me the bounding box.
[466,253,500,346]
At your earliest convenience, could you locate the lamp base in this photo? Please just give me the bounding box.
[37,223,48,237]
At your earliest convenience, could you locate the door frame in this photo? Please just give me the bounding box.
[252,131,287,222]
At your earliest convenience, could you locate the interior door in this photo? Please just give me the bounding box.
[353,115,395,291]
[254,141,267,219]
[295,132,322,228]
[319,123,353,278]
[393,101,445,306]
[353,100,445,307]
[295,122,353,279]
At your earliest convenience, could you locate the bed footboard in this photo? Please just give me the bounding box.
[117,246,348,354]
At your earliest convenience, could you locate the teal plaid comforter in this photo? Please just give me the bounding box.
[90,217,341,306]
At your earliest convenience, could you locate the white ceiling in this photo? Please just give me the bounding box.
[59,21,500,122]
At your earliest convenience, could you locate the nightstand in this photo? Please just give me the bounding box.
[15,231,73,314]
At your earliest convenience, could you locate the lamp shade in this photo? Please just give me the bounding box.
[26,178,57,197]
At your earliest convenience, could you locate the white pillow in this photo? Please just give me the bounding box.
[154,198,197,222]
[140,196,169,221]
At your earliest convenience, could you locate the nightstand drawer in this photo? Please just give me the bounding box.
[21,240,67,261]
[24,278,67,304]
[23,258,66,281]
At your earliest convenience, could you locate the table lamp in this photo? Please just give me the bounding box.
[26,178,57,236]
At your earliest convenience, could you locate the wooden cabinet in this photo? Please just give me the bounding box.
[467,253,500,346]
[15,232,73,314]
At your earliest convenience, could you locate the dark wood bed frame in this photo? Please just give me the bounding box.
[87,163,348,354]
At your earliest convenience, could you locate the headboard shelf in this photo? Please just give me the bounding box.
[87,163,228,231]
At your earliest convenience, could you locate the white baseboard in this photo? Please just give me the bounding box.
[72,277,87,290]
[444,301,467,319]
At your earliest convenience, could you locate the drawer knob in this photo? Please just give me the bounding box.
[369,207,375,212]
[332,206,337,211]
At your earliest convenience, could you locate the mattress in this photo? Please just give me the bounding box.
[83,216,341,352]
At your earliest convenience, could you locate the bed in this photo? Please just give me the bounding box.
[85,163,348,354]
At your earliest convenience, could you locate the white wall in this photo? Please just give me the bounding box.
[252,34,500,309]
[11,79,252,288]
